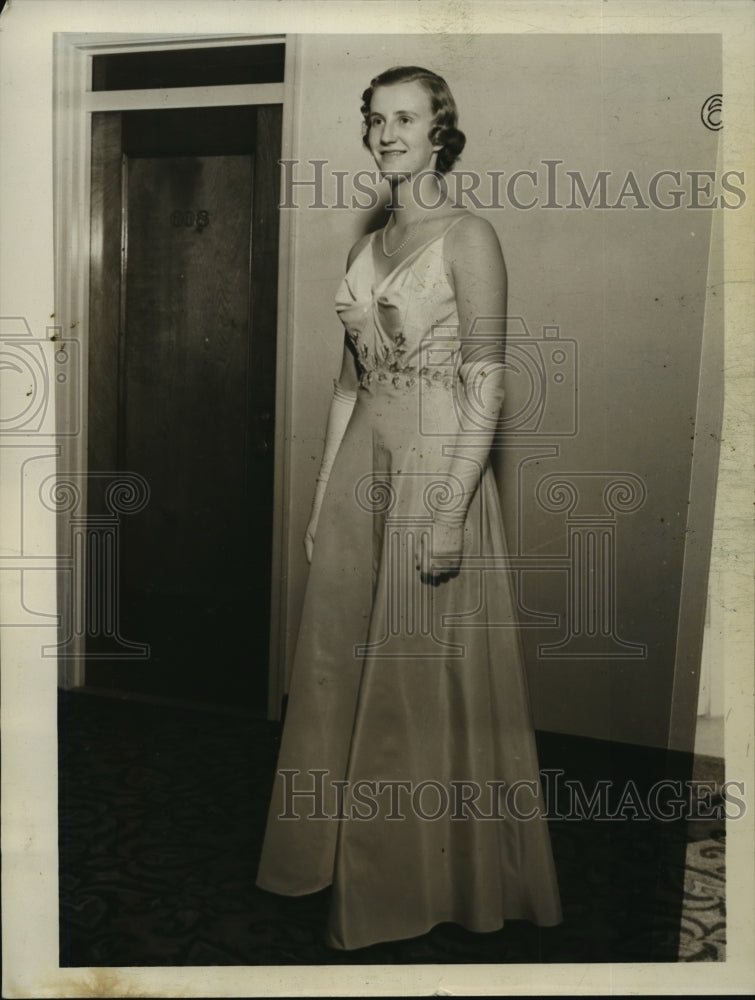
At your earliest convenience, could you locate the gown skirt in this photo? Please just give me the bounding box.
[256,217,563,950]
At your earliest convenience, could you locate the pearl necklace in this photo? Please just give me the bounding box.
[381,214,426,258]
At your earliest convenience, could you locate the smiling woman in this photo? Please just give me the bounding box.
[362,64,466,180]
[256,64,562,951]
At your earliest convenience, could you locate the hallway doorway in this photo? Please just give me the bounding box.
[85,101,282,712]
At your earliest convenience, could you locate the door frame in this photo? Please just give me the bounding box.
[53,32,299,717]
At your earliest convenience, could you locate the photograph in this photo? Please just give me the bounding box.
[1,2,753,997]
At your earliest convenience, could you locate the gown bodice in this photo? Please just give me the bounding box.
[335,217,466,394]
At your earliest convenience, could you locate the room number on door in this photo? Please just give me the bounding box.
[170,210,210,230]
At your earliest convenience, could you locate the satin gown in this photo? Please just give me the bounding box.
[256,215,563,950]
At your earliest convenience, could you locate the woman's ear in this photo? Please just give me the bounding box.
[429,125,444,153]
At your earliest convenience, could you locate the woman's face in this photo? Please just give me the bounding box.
[366,81,442,180]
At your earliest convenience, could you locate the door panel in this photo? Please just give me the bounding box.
[122,154,254,595]
[86,106,280,711]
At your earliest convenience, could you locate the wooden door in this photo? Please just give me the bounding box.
[86,106,281,712]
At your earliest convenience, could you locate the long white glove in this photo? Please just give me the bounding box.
[420,350,506,580]
[304,380,358,563]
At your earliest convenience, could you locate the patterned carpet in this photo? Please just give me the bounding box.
[676,817,726,960]
[58,690,725,966]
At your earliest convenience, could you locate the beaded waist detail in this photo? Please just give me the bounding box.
[351,331,457,392]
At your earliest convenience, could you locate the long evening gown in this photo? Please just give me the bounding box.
[256,215,562,950]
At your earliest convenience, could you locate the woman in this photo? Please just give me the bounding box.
[257,65,562,951]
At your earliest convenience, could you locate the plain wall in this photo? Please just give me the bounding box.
[282,33,722,748]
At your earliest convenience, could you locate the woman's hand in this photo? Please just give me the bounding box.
[417,519,465,585]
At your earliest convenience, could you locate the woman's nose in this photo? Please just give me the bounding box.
[380,120,397,144]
